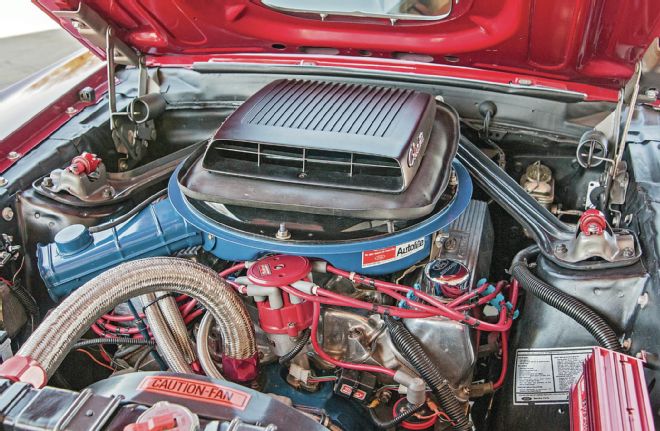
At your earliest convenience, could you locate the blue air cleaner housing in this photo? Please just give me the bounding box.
[169,160,472,275]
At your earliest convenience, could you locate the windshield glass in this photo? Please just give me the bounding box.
[262,0,452,20]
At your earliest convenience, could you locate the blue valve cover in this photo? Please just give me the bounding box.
[37,199,203,301]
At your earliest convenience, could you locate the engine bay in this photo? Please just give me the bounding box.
[0,65,657,431]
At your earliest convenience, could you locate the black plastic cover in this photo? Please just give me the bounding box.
[181,81,459,220]
[202,79,436,194]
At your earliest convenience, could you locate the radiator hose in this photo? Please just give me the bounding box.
[510,245,623,353]
[385,316,471,431]
[17,258,258,382]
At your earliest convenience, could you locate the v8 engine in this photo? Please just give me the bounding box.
[0,70,656,431]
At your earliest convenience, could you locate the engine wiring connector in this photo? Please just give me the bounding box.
[477,279,519,320]
[398,283,422,309]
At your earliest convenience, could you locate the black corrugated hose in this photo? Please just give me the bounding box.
[279,328,311,364]
[9,280,39,317]
[510,245,623,353]
[368,401,425,429]
[385,316,471,431]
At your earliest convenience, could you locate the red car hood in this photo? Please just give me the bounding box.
[34,0,660,90]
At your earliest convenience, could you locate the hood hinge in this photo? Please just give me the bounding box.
[54,3,163,171]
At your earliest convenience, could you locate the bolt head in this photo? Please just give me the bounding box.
[444,236,458,251]
[1,207,13,221]
[622,247,634,258]
[0,177,8,187]
[645,88,658,99]
[622,338,632,350]
[276,223,291,240]
[555,244,568,254]
[7,152,20,160]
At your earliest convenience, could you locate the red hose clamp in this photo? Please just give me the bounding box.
[0,356,48,388]
[68,152,101,175]
[221,353,259,382]
[578,209,607,236]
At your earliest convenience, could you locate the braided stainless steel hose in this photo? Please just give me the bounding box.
[196,312,225,380]
[156,294,198,364]
[18,257,258,382]
[141,293,193,374]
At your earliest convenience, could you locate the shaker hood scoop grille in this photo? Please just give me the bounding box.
[205,141,404,193]
[201,79,435,194]
[181,79,458,219]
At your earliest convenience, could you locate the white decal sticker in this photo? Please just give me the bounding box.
[514,347,592,405]
[362,238,425,268]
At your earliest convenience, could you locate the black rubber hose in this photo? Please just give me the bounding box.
[368,402,424,430]
[9,281,39,316]
[88,189,167,233]
[72,337,156,350]
[510,245,623,353]
[279,328,311,364]
[385,316,471,431]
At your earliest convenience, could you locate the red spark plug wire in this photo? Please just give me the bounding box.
[325,265,513,332]
[493,279,520,390]
[309,301,396,377]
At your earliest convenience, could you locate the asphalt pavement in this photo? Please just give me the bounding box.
[0,29,82,91]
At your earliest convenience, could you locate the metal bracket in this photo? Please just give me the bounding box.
[35,145,200,207]
[457,136,640,270]
[42,162,114,202]
[607,160,630,226]
[55,3,162,171]
[554,229,640,264]
[53,3,138,66]
[602,62,642,214]
[106,33,161,171]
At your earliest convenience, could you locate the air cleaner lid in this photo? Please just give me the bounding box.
[178,80,460,221]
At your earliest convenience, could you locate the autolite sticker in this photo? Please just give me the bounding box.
[362,238,425,268]
[138,376,251,410]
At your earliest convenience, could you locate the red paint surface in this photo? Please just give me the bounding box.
[138,375,252,408]
[570,347,655,431]
[34,0,660,89]
[0,52,107,173]
[6,0,658,173]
